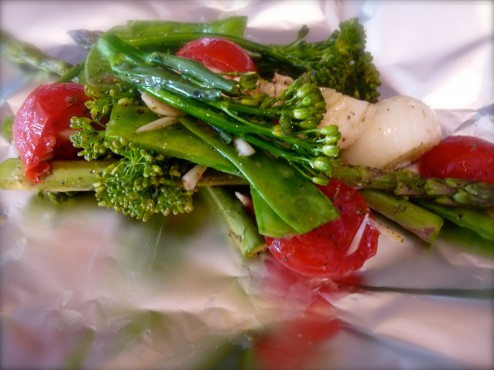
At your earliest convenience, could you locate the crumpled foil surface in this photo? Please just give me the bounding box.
[1,1,493,369]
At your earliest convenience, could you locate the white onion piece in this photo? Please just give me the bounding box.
[318,87,376,149]
[235,191,253,208]
[233,137,256,156]
[135,116,178,133]
[345,213,370,256]
[141,92,185,117]
[340,95,441,170]
[182,165,207,191]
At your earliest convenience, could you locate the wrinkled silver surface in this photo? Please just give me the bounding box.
[1,1,493,369]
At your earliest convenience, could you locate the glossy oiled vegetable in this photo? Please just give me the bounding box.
[119,18,382,102]
[13,83,91,183]
[418,135,494,184]
[179,116,339,236]
[97,32,341,182]
[341,95,441,170]
[176,37,257,73]
[1,16,493,271]
[266,180,379,277]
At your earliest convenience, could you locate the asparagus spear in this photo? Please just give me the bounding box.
[2,24,493,244]
[414,200,494,241]
[1,30,73,76]
[359,190,444,244]
[330,164,494,208]
[0,157,245,192]
[202,186,266,257]
[2,155,493,239]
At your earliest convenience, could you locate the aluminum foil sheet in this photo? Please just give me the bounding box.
[1,1,493,369]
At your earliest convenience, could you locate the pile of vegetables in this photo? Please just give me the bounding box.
[1,16,493,278]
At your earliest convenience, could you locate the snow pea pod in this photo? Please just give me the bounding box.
[179,116,339,236]
[98,33,224,101]
[105,104,238,176]
[113,16,248,45]
[250,188,297,237]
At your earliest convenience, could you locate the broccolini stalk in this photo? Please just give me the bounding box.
[120,18,381,102]
[97,33,341,184]
[179,116,339,236]
[147,53,239,94]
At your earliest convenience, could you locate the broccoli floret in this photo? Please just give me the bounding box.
[98,17,380,104]
[235,73,328,133]
[70,103,195,222]
[209,73,341,183]
[242,18,381,103]
[84,84,140,122]
[70,117,111,160]
[98,33,342,184]
[94,140,194,222]
[70,82,142,161]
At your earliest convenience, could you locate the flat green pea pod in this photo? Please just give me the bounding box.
[106,104,238,175]
[85,16,248,92]
[179,116,339,236]
[97,33,224,101]
[113,16,248,47]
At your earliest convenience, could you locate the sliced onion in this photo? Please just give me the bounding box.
[235,191,253,208]
[233,137,256,156]
[135,116,178,133]
[182,165,207,191]
[340,95,441,170]
[345,213,369,256]
[319,87,376,149]
[141,92,185,117]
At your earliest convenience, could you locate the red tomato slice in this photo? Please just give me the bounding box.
[266,180,379,278]
[13,82,91,183]
[418,135,494,184]
[176,37,257,73]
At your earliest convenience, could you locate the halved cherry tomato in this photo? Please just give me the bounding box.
[266,180,379,278]
[176,37,257,73]
[418,135,494,184]
[13,82,91,183]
